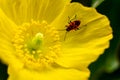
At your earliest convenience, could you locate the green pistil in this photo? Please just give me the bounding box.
[27,33,43,58]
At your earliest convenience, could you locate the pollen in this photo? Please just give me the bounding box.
[12,20,61,70]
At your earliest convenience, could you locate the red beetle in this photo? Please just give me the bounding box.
[66,20,81,32]
[64,19,81,40]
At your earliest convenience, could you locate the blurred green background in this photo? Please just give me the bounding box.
[0,0,120,80]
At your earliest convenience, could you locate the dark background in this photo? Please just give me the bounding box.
[0,0,120,80]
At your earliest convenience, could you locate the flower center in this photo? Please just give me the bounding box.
[12,20,61,70]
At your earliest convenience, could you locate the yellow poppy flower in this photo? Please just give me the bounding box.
[0,0,112,80]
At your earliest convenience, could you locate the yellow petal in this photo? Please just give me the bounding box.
[0,0,70,25]
[8,66,90,80]
[0,9,21,65]
[0,9,17,37]
[52,3,113,69]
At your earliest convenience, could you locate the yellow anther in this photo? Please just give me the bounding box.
[32,51,36,54]
[37,50,42,54]
[16,45,23,50]
[24,48,29,53]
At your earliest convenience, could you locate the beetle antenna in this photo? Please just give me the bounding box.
[68,16,71,23]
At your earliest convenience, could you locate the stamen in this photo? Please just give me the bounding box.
[12,21,61,70]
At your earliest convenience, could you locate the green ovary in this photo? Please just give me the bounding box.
[26,32,43,59]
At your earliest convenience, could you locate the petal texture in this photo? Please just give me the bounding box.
[0,0,70,24]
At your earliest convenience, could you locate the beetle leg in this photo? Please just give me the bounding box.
[68,16,71,24]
